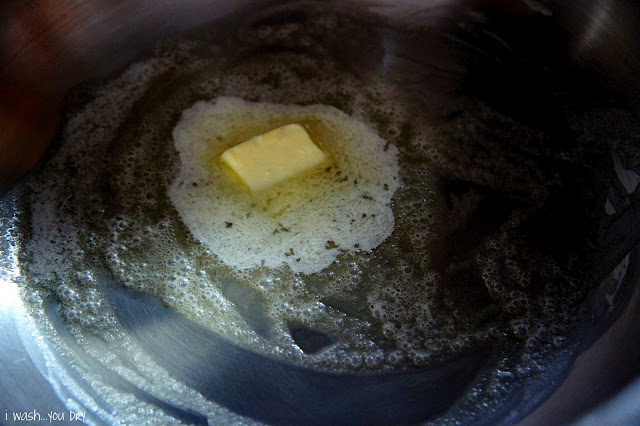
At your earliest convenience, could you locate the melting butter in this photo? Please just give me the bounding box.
[220,123,327,192]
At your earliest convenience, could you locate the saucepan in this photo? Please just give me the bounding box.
[1,0,640,424]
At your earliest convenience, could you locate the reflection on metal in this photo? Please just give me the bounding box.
[576,376,640,426]
[0,279,68,422]
[605,196,617,215]
[521,0,553,16]
[577,0,612,54]
[106,277,488,425]
[612,151,640,195]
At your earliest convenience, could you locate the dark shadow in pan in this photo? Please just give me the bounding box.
[105,276,489,425]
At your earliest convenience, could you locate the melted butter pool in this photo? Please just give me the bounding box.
[169,97,400,275]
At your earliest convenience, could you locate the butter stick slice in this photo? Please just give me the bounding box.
[220,124,326,192]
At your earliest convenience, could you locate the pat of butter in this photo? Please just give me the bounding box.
[220,124,326,192]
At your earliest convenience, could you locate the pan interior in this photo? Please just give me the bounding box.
[2,2,639,424]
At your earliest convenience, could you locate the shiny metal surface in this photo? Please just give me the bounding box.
[0,0,271,193]
[2,0,640,424]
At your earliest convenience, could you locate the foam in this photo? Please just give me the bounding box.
[169,97,400,274]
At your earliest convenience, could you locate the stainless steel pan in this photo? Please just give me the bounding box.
[2,1,640,424]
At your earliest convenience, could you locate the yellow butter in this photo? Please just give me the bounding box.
[220,124,326,192]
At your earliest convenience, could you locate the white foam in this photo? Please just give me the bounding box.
[169,97,400,274]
